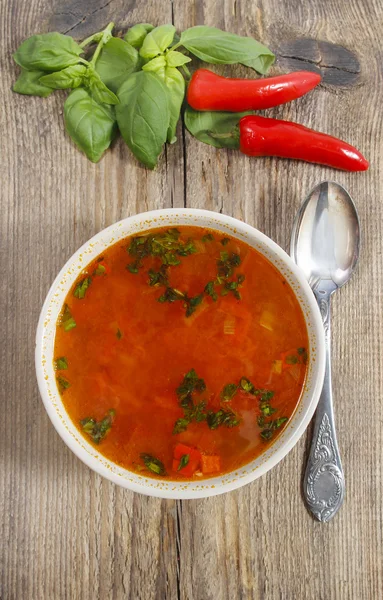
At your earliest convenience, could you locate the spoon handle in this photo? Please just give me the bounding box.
[303,292,345,522]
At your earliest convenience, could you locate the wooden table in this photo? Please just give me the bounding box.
[2,0,382,598]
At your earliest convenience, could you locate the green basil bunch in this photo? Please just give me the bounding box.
[12,22,274,167]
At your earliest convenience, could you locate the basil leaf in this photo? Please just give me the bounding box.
[164,67,185,143]
[124,23,154,49]
[13,32,83,72]
[64,88,117,163]
[13,68,53,97]
[179,26,274,74]
[139,24,176,59]
[166,50,192,68]
[39,64,87,89]
[142,55,166,76]
[184,106,251,149]
[116,71,169,169]
[95,37,138,93]
[85,66,119,105]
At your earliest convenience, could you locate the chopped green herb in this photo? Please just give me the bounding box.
[204,281,218,301]
[221,237,230,246]
[260,390,275,403]
[176,369,206,407]
[148,265,169,287]
[173,417,190,435]
[73,276,91,299]
[94,264,106,275]
[260,416,288,442]
[286,354,298,365]
[127,261,140,274]
[207,407,240,430]
[172,371,284,441]
[240,377,254,393]
[177,240,196,256]
[140,453,166,475]
[127,228,195,269]
[202,233,214,242]
[221,383,238,402]
[80,409,115,444]
[178,454,190,471]
[185,294,203,317]
[260,404,277,416]
[162,252,181,266]
[60,303,76,331]
[217,252,241,280]
[297,347,308,364]
[173,400,207,434]
[57,375,70,393]
[158,287,203,318]
[191,401,207,422]
[54,357,68,370]
[116,328,122,340]
[220,251,229,262]
[81,417,96,434]
[257,415,265,428]
[158,287,185,303]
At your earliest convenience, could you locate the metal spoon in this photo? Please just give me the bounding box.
[290,181,360,522]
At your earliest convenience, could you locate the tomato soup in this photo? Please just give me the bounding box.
[54,226,308,480]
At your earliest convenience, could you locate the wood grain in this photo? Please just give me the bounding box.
[1,0,382,598]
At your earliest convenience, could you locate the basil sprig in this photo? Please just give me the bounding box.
[12,21,274,166]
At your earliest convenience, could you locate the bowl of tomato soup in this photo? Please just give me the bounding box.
[36,209,325,498]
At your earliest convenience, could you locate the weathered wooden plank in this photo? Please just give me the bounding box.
[174,0,383,599]
[1,0,382,598]
[0,1,179,600]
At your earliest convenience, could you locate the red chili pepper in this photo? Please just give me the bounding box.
[239,115,369,171]
[187,69,322,112]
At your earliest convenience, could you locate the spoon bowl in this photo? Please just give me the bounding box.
[291,181,360,293]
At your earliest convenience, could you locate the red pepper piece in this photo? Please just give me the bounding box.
[187,69,321,112]
[173,443,201,477]
[239,115,369,171]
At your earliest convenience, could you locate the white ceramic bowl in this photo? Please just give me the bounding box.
[36,209,325,499]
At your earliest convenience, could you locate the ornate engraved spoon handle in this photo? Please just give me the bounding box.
[303,292,345,522]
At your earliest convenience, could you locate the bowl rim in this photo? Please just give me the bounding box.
[35,208,325,499]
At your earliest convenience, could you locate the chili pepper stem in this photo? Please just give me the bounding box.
[210,125,240,142]
[210,132,234,139]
